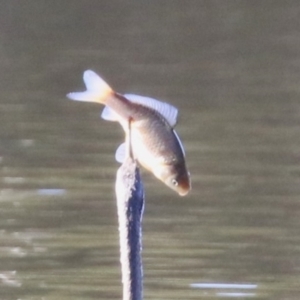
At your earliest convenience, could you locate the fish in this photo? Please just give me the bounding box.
[67,70,191,196]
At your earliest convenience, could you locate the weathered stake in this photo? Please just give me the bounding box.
[115,142,145,300]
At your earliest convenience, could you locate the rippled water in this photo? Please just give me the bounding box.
[1,1,300,299]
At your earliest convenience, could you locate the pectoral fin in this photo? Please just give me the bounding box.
[115,143,126,163]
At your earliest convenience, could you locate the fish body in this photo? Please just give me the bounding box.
[67,70,191,196]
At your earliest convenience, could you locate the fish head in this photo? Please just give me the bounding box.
[155,163,191,196]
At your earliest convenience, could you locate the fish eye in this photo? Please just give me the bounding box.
[171,179,178,186]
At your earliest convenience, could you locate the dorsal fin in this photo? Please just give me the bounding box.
[173,129,185,156]
[124,94,178,127]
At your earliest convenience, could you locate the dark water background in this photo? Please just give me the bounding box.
[1,1,300,299]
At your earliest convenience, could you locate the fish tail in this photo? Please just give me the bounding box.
[67,70,113,104]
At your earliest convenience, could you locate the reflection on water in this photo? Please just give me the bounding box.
[190,283,258,289]
[217,293,256,298]
[191,283,257,298]
[37,189,66,196]
[0,271,22,288]
[1,1,300,299]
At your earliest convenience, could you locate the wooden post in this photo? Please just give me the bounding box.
[115,119,145,300]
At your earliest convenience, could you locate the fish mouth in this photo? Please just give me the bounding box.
[177,178,191,196]
[178,187,190,196]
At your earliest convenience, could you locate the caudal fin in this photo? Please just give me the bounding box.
[67,70,113,104]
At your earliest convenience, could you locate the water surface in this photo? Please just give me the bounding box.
[1,1,300,299]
